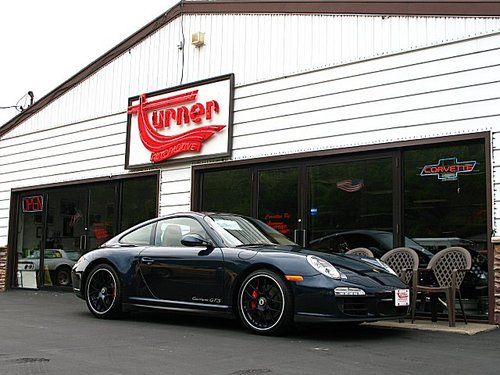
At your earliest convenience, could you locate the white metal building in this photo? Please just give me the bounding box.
[1,1,499,324]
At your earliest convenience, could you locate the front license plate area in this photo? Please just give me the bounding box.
[395,289,410,306]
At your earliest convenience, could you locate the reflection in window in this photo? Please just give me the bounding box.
[308,158,393,255]
[201,168,252,215]
[121,176,157,231]
[258,168,298,239]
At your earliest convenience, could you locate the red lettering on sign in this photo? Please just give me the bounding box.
[128,90,225,163]
[264,213,292,235]
[22,196,44,213]
[149,99,220,129]
[422,164,475,176]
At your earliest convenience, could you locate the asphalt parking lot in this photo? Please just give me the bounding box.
[0,290,499,375]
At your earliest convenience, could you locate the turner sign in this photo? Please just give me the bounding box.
[126,74,234,168]
[420,157,476,181]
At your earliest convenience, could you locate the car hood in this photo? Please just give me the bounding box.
[239,245,392,275]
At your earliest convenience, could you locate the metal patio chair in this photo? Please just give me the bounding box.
[345,247,374,257]
[411,247,472,327]
[381,247,419,285]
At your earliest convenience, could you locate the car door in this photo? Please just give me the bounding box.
[138,216,225,306]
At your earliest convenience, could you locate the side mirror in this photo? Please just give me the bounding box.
[181,234,213,248]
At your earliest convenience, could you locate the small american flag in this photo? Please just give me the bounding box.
[336,179,364,192]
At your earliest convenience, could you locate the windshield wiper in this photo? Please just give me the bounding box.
[235,243,273,248]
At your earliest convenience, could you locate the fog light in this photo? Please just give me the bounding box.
[334,287,366,296]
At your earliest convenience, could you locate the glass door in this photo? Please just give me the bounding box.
[88,182,119,250]
[306,157,395,256]
[15,193,47,289]
[257,167,300,242]
[44,188,88,287]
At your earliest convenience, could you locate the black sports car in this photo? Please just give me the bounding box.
[72,212,409,335]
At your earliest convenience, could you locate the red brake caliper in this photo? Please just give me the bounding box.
[250,290,258,309]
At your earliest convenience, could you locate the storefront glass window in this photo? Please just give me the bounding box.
[13,175,158,289]
[201,168,252,215]
[121,177,157,231]
[403,141,488,318]
[307,158,394,256]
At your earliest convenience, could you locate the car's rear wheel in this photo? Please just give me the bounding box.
[85,264,122,319]
[55,266,71,286]
[238,270,293,335]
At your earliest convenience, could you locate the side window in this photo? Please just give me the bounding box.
[154,217,207,247]
[120,223,155,245]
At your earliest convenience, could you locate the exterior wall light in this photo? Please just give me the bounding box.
[192,32,205,47]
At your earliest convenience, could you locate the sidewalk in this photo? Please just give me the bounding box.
[366,319,498,335]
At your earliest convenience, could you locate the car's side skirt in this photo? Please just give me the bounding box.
[127,296,230,311]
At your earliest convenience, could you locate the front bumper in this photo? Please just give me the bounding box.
[294,294,409,323]
[71,270,84,299]
[292,274,409,322]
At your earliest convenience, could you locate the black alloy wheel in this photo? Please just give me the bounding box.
[238,270,293,335]
[55,267,71,286]
[85,264,122,318]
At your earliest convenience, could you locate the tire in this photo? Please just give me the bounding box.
[55,266,72,286]
[237,269,294,335]
[85,264,122,319]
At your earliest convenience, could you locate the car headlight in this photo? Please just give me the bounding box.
[307,255,341,279]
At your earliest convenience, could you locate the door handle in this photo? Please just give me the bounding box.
[141,257,155,265]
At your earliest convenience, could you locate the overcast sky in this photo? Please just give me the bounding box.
[0,0,177,126]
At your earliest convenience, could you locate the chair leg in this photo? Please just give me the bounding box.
[449,288,457,327]
[457,290,467,325]
[446,289,455,327]
[411,290,418,324]
[445,289,453,327]
[430,294,438,323]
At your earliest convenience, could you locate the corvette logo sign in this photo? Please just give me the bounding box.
[126,74,233,168]
[420,157,476,181]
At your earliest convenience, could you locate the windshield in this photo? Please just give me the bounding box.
[373,232,433,256]
[27,250,40,259]
[205,214,297,248]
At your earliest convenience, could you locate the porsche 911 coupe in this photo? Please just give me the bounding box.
[71,212,409,335]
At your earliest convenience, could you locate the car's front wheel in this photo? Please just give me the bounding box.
[238,270,294,335]
[85,264,122,319]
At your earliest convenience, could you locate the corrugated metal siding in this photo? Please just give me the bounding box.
[159,167,192,215]
[4,14,500,139]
